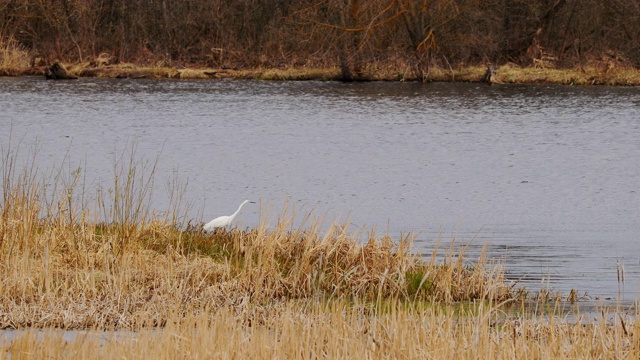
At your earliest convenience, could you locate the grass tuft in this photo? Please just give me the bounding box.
[0,36,31,76]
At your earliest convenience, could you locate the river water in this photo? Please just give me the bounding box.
[1,77,639,302]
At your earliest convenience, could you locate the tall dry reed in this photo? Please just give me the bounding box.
[0,36,31,76]
[2,301,638,359]
[0,144,513,330]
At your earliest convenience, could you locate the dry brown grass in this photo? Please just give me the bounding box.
[0,36,31,76]
[0,204,512,330]
[0,143,513,331]
[493,63,640,86]
[67,62,344,81]
[7,54,640,85]
[2,301,638,359]
[1,144,637,359]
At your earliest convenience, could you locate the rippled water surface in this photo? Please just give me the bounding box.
[1,77,639,301]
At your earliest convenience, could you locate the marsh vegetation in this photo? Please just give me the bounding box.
[0,140,638,358]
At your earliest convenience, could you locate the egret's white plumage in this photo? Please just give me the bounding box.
[203,200,254,232]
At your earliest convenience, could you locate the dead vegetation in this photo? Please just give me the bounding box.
[0,143,637,358]
[11,58,640,85]
[0,142,514,331]
[2,297,638,359]
[2,1,640,84]
[0,36,31,76]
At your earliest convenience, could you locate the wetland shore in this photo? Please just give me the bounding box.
[5,61,640,86]
[0,147,638,358]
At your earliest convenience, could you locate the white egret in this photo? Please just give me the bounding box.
[203,200,255,232]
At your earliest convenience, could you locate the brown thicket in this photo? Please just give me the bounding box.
[1,0,639,80]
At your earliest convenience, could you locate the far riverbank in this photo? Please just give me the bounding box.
[4,61,640,86]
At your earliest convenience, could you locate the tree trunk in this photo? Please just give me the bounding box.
[480,65,496,84]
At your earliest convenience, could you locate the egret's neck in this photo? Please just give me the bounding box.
[232,202,246,218]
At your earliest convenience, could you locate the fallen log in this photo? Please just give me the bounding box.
[44,62,78,80]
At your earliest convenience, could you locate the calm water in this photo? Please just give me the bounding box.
[1,77,639,301]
